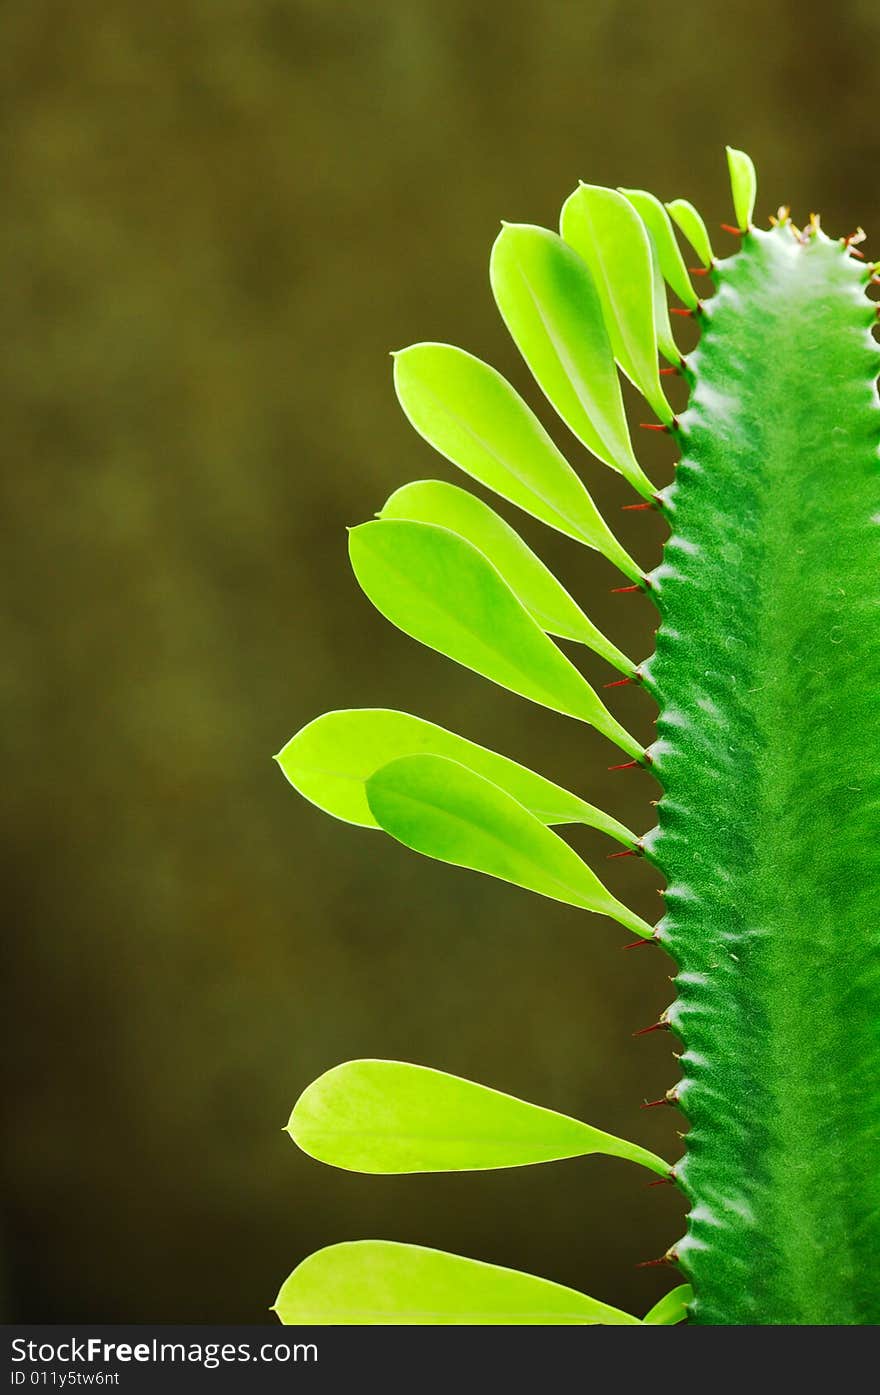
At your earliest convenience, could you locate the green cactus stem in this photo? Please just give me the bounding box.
[651,216,880,1324]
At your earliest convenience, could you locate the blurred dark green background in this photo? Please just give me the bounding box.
[3,0,878,1322]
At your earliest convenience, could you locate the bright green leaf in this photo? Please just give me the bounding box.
[726,146,757,230]
[380,480,632,672]
[273,1241,643,1325]
[288,1059,669,1175]
[559,185,672,424]
[620,187,699,309]
[275,708,636,845]
[392,344,640,580]
[366,754,653,935]
[489,223,654,497]
[647,222,680,366]
[666,197,714,267]
[349,519,641,756]
[643,1285,693,1325]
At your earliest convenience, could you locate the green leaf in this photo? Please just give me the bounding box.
[380,480,632,672]
[666,197,714,267]
[643,1285,693,1325]
[647,220,681,367]
[726,146,757,230]
[392,344,640,580]
[366,754,653,935]
[349,519,641,756]
[288,1059,669,1175]
[273,1241,643,1325]
[276,708,636,845]
[620,187,699,309]
[489,223,654,497]
[559,185,673,424]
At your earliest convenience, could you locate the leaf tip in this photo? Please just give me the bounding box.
[725,145,757,229]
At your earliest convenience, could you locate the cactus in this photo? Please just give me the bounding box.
[273,149,880,1325]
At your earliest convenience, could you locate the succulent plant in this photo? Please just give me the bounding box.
[273,149,880,1325]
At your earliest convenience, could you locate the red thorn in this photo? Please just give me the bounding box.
[621,501,654,510]
[689,266,710,275]
[639,421,668,432]
[871,275,880,286]
[633,1021,668,1037]
[622,936,657,950]
[849,247,866,260]
[646,1176,676,1188]
[607,848,637,860]
[608,760,640,771]
[720,222,743,236]
[670,306,693,318]
[636,1256,672,1269]
[611,583,642,593]
[641,1097,671,1110]
[659,365,678,376]
[603,676,632,688]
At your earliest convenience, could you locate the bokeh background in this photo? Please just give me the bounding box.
[3,0,878,1322]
